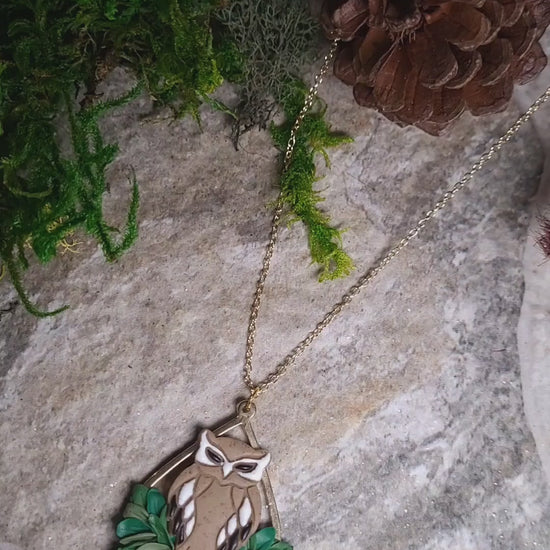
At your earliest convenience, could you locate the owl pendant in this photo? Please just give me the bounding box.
[167,429,271,550]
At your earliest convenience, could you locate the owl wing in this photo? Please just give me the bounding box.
[215,485,262,550]
[167,464,213,545]
[244,485,262,542]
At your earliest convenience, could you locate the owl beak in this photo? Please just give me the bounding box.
[222,463,233,478]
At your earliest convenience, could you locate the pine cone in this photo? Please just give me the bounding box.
[322,0,550,134]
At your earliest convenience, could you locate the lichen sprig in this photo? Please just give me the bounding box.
[217,0,320,144]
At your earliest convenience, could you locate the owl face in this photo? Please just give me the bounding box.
[195,430,270,489]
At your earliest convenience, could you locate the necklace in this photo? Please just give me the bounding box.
[111,41,550,550]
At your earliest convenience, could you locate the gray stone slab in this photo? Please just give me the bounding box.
[517,31,550,487]
[1,64,549,550]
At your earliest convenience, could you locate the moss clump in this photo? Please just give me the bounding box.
[74,0,231,117]
[1,0,353,316]
[0,0,231,315]
[0,1,145,316]
[271,81,354,281]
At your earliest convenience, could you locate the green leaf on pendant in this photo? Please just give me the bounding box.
[146,488,167,515]
[119,533,157,545]
[254,527,277,549]
[116,517,151,538]
[123,502,150,522]
[131,485,150,508]
[271,542,294,550]
[148,514,172,546]
[240,527,293,550]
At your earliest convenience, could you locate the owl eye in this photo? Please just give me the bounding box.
[235,463,257,473]
[206,448,224,464]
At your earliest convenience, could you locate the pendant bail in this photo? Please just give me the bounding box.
[242,386,261,414]
[237,400,257,421]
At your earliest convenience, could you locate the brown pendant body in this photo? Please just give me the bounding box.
[167,429,271,550]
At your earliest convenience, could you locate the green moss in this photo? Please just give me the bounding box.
[271,81,354,281]
[0,0,353,316]
[0,0,229,315]
[72,0,230,116]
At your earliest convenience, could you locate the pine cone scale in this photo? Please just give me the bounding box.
[334,46,358,84]
[409,31,459,88]
[445,48,483,88]
[402,71,436,122]
[426,5,493,51]
[477,38,514,85]
[500,12,538,57]
[323,0,370,39]
[513,41,547,82]
[479,0,506,43]
[528,0,550,37]
[464,71,514,115]
[324,0,549,135]
[429,88,466,124]
[354,28,392,83]
[374,45,411,112]
[500,0,525,26]
[354,82,376,107]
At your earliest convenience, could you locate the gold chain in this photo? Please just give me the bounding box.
[242,39,339,399]
[243,37,550,410]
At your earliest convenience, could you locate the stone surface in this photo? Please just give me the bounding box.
[1,62,550,550]
[516,31,550,485]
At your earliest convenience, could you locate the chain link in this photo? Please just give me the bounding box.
[243,42,550,407]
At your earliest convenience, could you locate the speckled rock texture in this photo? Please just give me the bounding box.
[517,31,550,487]
[1,55,550,550]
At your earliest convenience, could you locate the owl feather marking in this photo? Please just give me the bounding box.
[168,464,213,545]
[214,487,261,550]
